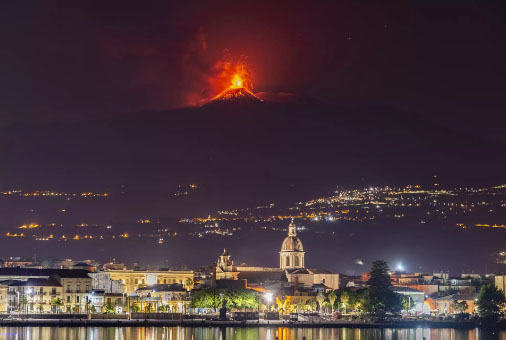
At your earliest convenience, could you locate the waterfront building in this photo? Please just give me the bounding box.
[0,268,92,313]
[7,278,63,313]
[104,293,126,313]
[391,286,425,308]
[89,290,105,313]
[89,272,124,293]
[104,269,194,294]
[215,221,339,291]
[433,293,477,314]
[495,274,506,299]
[0,283,7,313]
[135,284,188,312]
[391,272,484,298]
[53,271,92,313]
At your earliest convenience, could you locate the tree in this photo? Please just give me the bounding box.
[367,260,392,288]
[328,291,337,313]
[85,300,92,314]
[477,284,505,318]
[295,300,304,313]
[362,260,403,318]
[130,304,140,313]
[190,288,258,311]
[276,295,292,314]
[316,292,326,313]
[185,278,194,291]
[340,291,349,313]
[19,296,28,313]
[451,299,468,314]
[306,299,316,312]
[51,297,64,314]
[322,301,331,314]
[104,302,116,314]
[190,289,221,309]
[348,290,365,311]
[401,296,411,311]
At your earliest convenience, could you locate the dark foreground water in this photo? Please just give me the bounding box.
[0,327,505,340]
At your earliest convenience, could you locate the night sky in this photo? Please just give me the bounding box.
[2,1,505,140]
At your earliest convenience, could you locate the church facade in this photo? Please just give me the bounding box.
[280,221,305,269]
[215,220,339,290]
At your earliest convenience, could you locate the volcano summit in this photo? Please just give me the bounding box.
[210,72,262,103]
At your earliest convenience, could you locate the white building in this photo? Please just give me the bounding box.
[89,272,124,294]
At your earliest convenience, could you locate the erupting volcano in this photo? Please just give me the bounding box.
[209,60,262,103]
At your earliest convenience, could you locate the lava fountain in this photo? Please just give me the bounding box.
[209,60,262,103]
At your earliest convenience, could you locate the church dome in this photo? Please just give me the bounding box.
[281,236,304,252]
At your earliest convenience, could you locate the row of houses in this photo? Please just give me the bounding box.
[0,267,194,314]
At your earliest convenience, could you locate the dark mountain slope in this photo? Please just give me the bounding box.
[0,100,503,211]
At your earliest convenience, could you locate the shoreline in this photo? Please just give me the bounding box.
[0,319,480,329]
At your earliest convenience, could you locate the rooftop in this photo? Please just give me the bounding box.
[8,278,62,287]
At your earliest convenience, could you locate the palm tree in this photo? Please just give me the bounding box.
[328,291,337,313]
[296,300,305,313]
[316,292,326,314]
[306,299,316,312]
[19,296,28,313]
[85,300,92,314]
[50,297,64,314]
[340,291,349,313]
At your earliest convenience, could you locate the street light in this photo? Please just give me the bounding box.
[265,293,273,318]
[27,288,33,314]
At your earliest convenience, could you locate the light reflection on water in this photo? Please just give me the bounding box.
[0,327,504,340]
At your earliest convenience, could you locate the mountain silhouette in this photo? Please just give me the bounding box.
[0,99,503,210]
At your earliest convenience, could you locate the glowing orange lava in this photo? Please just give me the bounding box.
[230,74,243,88]
[209,59,262,102]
